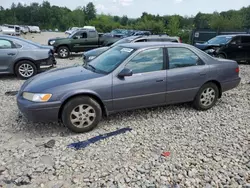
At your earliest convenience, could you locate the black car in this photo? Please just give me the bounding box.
[195,34,250,63]
[83,35,181,63]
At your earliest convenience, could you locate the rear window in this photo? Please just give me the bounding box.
[88,31,97,38]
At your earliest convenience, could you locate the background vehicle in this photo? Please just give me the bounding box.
[0,35,56,79]
[28,26,41,33]
[48,29,120,58]
[20,26,29,34]
[1,24,20,36]
[83,35,181,62]
[17,42,240,133]
[196,34,250,62]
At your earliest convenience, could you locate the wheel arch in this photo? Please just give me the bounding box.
[58,92,108,121]
[13,58,37,74]
[203,80,222,98]
[56,44,71,53]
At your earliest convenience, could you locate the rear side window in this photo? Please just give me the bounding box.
[0,39,12,49]
[134,39,147,42]
[241,36,250,44]
[88,31,97,38]
[167,47,201,69]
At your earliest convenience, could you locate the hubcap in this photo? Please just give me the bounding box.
[18,64,34,78]
[59,48,68,57]
[70,104,96,128]
[200,87,216,107]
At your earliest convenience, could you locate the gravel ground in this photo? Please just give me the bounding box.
[0,33,249,188]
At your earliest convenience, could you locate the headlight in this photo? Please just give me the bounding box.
[88,56,96,60]
[23,92,52,102]
[205,49,215,53]
[49,40,55,45]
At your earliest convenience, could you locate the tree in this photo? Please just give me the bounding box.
[84,2,96,22]
[120,15,128,26]
[167,15,180,35]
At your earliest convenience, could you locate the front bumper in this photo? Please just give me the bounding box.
[17,94,61,123]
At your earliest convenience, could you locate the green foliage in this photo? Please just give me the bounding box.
[0,1,249,37]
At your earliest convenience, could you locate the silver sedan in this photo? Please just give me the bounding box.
[0,35,56,79]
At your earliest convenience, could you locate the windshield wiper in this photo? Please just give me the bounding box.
[87,64,96,71]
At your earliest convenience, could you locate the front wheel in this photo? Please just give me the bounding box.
[218,53,226,59]
[57,46,70,58]
[193,83,219,111]
[15,60,37,79]
[62,96,102,133]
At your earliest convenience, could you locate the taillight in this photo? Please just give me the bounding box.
[235,67,239,73]
[179,37,182,43]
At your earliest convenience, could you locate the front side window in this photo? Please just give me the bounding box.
[125,48,163,74]
[230,36,241,45]
[0,39,12,49]
[241,36,250,44]
[168,48,200,69]
[87,46,135,74]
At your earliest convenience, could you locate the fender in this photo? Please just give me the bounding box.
[60,89,109,116]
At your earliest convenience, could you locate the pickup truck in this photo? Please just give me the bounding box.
[48,29,120,58]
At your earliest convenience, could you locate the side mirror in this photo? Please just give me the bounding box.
[118,68,133,77]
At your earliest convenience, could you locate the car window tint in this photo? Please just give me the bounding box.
[134,39,147,42]
[241,36,250,44]
[168,48,199,69]
[126,48,163,74]
[88,31,97,38]
[0,39,12,49]
[230,36,241,44]
[14,42,22,48]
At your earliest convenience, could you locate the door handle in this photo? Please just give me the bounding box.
[238,46,242,48]
[200,73,206,76]
[156,79,164,82]
[7,53,16,56]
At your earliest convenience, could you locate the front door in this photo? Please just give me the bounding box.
[166,47,208,104]
[112,47,167,111]
[0,39,18,72]
[226,36,245,61]
[71,31,88,52]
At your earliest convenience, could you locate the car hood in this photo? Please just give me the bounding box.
[194,43,221,50]
[21,65,103,93]
[48,37,67,42]
[84,47,109,57]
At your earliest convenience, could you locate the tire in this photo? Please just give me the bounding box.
[62,96,102,133]
[57,46,70,58]
[193,82,219,111]
[218,53,226,59]
[15,60,37,79]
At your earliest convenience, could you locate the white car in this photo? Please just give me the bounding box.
[28,26,41,33]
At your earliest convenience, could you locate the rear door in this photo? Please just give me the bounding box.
[84,30,99,51]
[165,47,208,104]
[241,36,250,62]
[0,39,18,72]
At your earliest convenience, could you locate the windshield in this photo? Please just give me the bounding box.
[206,36,232,44]
[68,31,78,38]
[86,46,135,74]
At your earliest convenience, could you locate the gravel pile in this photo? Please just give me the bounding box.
[0,56,249,187]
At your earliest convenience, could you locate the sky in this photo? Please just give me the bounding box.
[1,0,250,18]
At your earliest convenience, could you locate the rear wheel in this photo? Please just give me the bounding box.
[62,96,102,133]
[193,83,219,111]
[58,46,70,58]
[15,60,37,79]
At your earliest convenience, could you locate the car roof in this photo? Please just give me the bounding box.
[118,42,188,49]
[216,34,250,37]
